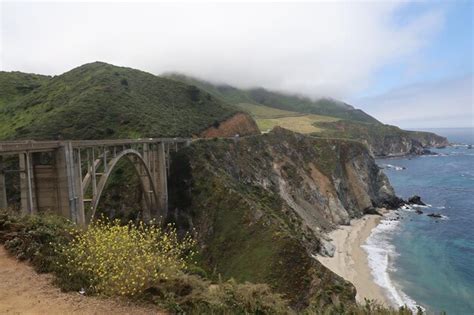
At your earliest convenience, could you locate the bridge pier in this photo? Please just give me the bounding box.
[0,157,7,209]
[153,142,168,214]
[20,152,37,215]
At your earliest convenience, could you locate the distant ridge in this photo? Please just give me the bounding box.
[165,73,380,123]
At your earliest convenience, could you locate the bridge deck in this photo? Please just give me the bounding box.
[0,138,191,154]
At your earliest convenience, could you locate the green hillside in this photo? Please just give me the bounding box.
[166,73,380,123]
[166,73,449,155]
[0,63,238,140]
[0,71,50,108]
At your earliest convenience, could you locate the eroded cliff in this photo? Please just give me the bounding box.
[168,127,399,310]
[314,120,449,157]
[198,112,260,138]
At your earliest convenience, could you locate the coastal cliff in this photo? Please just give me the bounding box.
[168,127,400,310]
[314,120,449,157]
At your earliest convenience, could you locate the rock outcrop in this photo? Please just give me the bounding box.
[314,120,449,157]
[408,195,426,206]
[168,127,399,310]
[369,132,448,157]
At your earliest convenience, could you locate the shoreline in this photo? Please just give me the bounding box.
[317,214,393,307]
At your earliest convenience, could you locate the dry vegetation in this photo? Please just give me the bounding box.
[257,114,339,133]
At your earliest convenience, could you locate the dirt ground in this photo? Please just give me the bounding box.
[0,247,165,315]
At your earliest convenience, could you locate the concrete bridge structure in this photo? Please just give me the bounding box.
[0,138,191,225]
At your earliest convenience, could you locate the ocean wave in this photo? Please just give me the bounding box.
[400,204,431,212]
[382,164,406,171]
[420,153,449,158]
[412,204,431,208]
[362,212,425,312]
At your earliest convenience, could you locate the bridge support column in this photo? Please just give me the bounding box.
[140,143,152,219]
[20,152,37,215]
[0,157,7,209]
[152,142,168,218]
[55,143,85,225]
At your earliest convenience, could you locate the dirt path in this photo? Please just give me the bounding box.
[0,247,165,314]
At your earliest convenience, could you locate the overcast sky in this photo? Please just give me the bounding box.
[1,1,472,128]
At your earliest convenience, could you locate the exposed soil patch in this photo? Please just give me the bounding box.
[0,246,165,315]
[199,112,260,138]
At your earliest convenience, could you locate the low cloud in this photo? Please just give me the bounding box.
[1,2,443,100]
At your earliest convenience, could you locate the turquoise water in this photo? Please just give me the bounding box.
[376,128,474,314]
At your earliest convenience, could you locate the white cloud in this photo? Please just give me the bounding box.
[1,1,443,100]
[357,75,474,128]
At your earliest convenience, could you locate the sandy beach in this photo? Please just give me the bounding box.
[318,214,392,306]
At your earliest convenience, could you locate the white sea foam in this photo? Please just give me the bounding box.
[383,164,405,171]
[362,212,425,312]
[412,204,431,208]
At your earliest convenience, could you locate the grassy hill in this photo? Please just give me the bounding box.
[0,71,50,108]
[166,73,380,124]
[0,63,239,140]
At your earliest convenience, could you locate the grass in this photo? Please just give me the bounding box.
[0,62,239,140]
[236,102,304,119]
[257,114,339,134]
[234,101,340,134]
[0,71,49,108]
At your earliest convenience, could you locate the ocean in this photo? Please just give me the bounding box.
[366,128,474,314]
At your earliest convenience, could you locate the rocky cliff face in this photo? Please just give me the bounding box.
[314,120,449,157]
[366,132,449,157]
[168,127,399,310]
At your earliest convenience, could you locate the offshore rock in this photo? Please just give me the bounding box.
[408,195,426,206]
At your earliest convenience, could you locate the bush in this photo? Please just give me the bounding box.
[0,211,73,273]
[58,219,195,296]
[145,274,292,314]
[0,210,89,291]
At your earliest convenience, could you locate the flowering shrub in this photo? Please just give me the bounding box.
[59,219,195,296]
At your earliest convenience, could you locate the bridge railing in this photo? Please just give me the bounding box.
[0,138,192,154]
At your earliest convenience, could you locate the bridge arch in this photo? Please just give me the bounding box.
[88,149,160,223]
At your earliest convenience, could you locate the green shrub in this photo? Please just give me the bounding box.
[58,219,196,296]
[0,210,89,291]
[0,210,72,272]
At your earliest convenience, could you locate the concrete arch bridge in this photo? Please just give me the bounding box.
[0,138,191,225]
